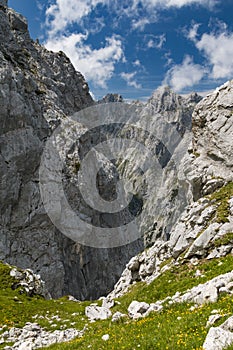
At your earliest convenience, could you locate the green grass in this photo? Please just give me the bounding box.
[213,232,233,248]
[209,182,233,223]
[1,255,233,350]
[0,262,92,348]
[45,294,233,350]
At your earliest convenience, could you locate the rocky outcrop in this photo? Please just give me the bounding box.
[10,266,51,299]
[189,81,233,200]
[203,316,233,350]
[0,323,85,349]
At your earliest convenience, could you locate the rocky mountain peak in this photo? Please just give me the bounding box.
[145,85,202,127]
[0,0,7,9]
[99,93,123,103]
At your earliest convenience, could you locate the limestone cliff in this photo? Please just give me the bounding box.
[0,0,203,300]
[0,1,142,299]
[109,81,233,298]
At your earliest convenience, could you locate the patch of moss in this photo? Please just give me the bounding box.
[209,182,233,223]
[0,262,16,290]
[213,232,233,248]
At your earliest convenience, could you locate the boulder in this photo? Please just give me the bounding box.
[203,327,233,350]
[128,301,150,319]
[85,305,112,322]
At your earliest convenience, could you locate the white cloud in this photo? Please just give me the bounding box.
[147,34,166,49]
[194,28,233,79]
[132,18,150,31]
[43,0,218,91]
[186,22,200,41]
[133,59,141,67]
[163,0,217,8]
[45,34,124,88]
[132,0,217,10]
[45,0,217,37]
[164,55,206,91]
[121,72,142,89]
[185,22,233,80]
[46,0,108,35]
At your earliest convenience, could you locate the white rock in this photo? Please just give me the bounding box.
[85,305,112,321]
[203,327,233,350]
[111,312,127,322]
[102,334,109,341]
[206,314,222,327]
[128,301,150,319]
[101,297,114,309]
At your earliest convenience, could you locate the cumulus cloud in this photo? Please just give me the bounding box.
[186,22,200,41]
[194,27,233,79]
[164,55,206,91]
[43,0,218,91]
[45,34,124,88]
[45,0,217,37]
[121,72,142,89]
[163,0,217,8]
[184,21,233,80]
[46,0,108,35]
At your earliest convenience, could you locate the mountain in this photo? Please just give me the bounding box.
[0,0,141,300]
[0,1,233,349]
[0,0,202,301]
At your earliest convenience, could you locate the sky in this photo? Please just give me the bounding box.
[8,0,233,101]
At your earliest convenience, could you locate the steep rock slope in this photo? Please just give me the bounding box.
[109,80,233,298]
[0,1,203,300]
[0,1,142,299]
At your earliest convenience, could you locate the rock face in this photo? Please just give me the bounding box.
[0,3,141,299]
[2,2,232,303]
[109,81,233,299]
[99,93,123,103]
[0,2,203,299]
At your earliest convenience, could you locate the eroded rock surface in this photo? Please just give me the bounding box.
[0,2,141,299]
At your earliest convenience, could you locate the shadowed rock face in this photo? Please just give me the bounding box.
[0,4,201,299]
[0,3,144,299]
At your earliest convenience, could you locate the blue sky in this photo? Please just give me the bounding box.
[8,0,233,101]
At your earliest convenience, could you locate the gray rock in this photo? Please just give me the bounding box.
[101,298,114,309]
[206,314,222,327]
[221,316,233,332]
[8,9,28,32]
[203,327,233,350]
[0,0,7,8]
[128,301,150,319]
[1,323,82,349]
[111,312,127,322]
[185,223,220,258]
[0,3,143,301]
[10,267,51,299]
[85,305,112,322]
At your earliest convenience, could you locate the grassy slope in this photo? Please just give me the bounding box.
[1,255,233,350]
[1,183,233,349]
